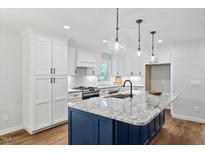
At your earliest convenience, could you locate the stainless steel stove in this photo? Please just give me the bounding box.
[73,86,100,100]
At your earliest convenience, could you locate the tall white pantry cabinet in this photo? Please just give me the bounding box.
[22,31,68,134]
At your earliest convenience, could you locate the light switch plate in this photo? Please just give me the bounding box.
[190,80,201,86]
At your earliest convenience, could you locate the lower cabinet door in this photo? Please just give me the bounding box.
[68,108,113,145]
[149,118,156,139]
[155,114,160,131]
[159,110,165,126]
[95,117,113,145]
[69,109,96,145]
[140,124,149,145]
[33,76,53,130]
[52,76,68,124]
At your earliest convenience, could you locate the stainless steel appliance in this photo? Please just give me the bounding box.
[73,86,100,100]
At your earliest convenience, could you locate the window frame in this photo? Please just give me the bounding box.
[98,58,111,83]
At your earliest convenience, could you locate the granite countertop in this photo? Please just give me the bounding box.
[67,90,177,125]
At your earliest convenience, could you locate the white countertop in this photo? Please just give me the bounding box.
[67,90,177,125]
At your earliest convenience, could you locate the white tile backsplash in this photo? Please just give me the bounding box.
[68,74,144,89]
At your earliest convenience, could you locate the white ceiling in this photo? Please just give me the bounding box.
[1,8,205,51]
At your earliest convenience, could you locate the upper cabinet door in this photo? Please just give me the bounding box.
[112,55,125,76]
[124,55,132,76]
[77,48,97,67]
[132,55,140,76]
[33,37,52,75]
[68,46,77,76]
[53,40,68,75]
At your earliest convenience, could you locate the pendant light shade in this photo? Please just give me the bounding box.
[136,19,143,56]
[108,8,126,52]
[150,31,158,63]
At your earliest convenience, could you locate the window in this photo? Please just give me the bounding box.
[98,60,110,81]
[98,53,111,82]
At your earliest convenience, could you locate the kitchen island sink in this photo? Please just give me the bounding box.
[105,93,130,99]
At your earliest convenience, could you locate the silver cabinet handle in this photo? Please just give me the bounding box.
[53,68,56,74]
[50,68,53,74]
[53,77,55,83]
[50,77,53,83]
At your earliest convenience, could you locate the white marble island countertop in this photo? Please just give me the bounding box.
[67,90,178,125]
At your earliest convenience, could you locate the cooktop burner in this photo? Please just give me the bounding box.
[73,86,99,92]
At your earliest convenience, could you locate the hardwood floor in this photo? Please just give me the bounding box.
[1,110,205,145]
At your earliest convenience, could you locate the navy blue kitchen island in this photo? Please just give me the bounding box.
[68,107,165,145]
[67,91,177,145]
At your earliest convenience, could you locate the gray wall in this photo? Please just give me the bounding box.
[172,39,205,122]
[0,28,22,133]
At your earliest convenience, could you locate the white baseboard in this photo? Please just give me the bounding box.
[0,125,23,136]
[172,114,205,124]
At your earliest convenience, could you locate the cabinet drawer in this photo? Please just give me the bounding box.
[100,89,109,96]
[68,92,82,100]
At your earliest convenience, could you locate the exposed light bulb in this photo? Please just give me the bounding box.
[150,55,158,63]
[137,50,141,56]
[114,41,120,50]
[151,55,155,61]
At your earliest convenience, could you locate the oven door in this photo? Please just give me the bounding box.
[83,92,100,100]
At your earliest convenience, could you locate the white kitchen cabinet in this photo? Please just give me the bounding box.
[52,76,68,124]
[86,52,101,76]
[53,40,68,75]
[68,46,77,76]
[112,55,125,76]
[22,30,68,134]
[33,76,53,130]
[99,88,109,97]
[125,54,140,76]
[77,48,97,68]
[32,37,53,75]
[67,91,82,102]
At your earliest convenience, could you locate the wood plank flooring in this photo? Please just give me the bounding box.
[1,110,205,145]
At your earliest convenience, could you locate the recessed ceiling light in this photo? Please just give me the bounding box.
[158,40,163,43]
[102,40,108,43]
[63,25,71,30]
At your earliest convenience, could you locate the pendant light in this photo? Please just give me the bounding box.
[136,19,143,56]
[150,31,158,63]
[108,8,126,52]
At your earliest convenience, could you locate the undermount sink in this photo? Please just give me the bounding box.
[106,94,130,99]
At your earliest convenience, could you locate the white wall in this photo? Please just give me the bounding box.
[0,28,22,134]
[151,65,171,93]
[172,39,205,123]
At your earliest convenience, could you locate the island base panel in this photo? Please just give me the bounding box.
[68,107,165,145]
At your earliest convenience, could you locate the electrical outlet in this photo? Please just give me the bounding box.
[194,106,200,112]
[2,115,9,122]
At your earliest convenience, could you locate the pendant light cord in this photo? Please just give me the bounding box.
[152,33,154,56]
[138,21,141,51]
[151,31,156,56]
[115,8,119,42]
